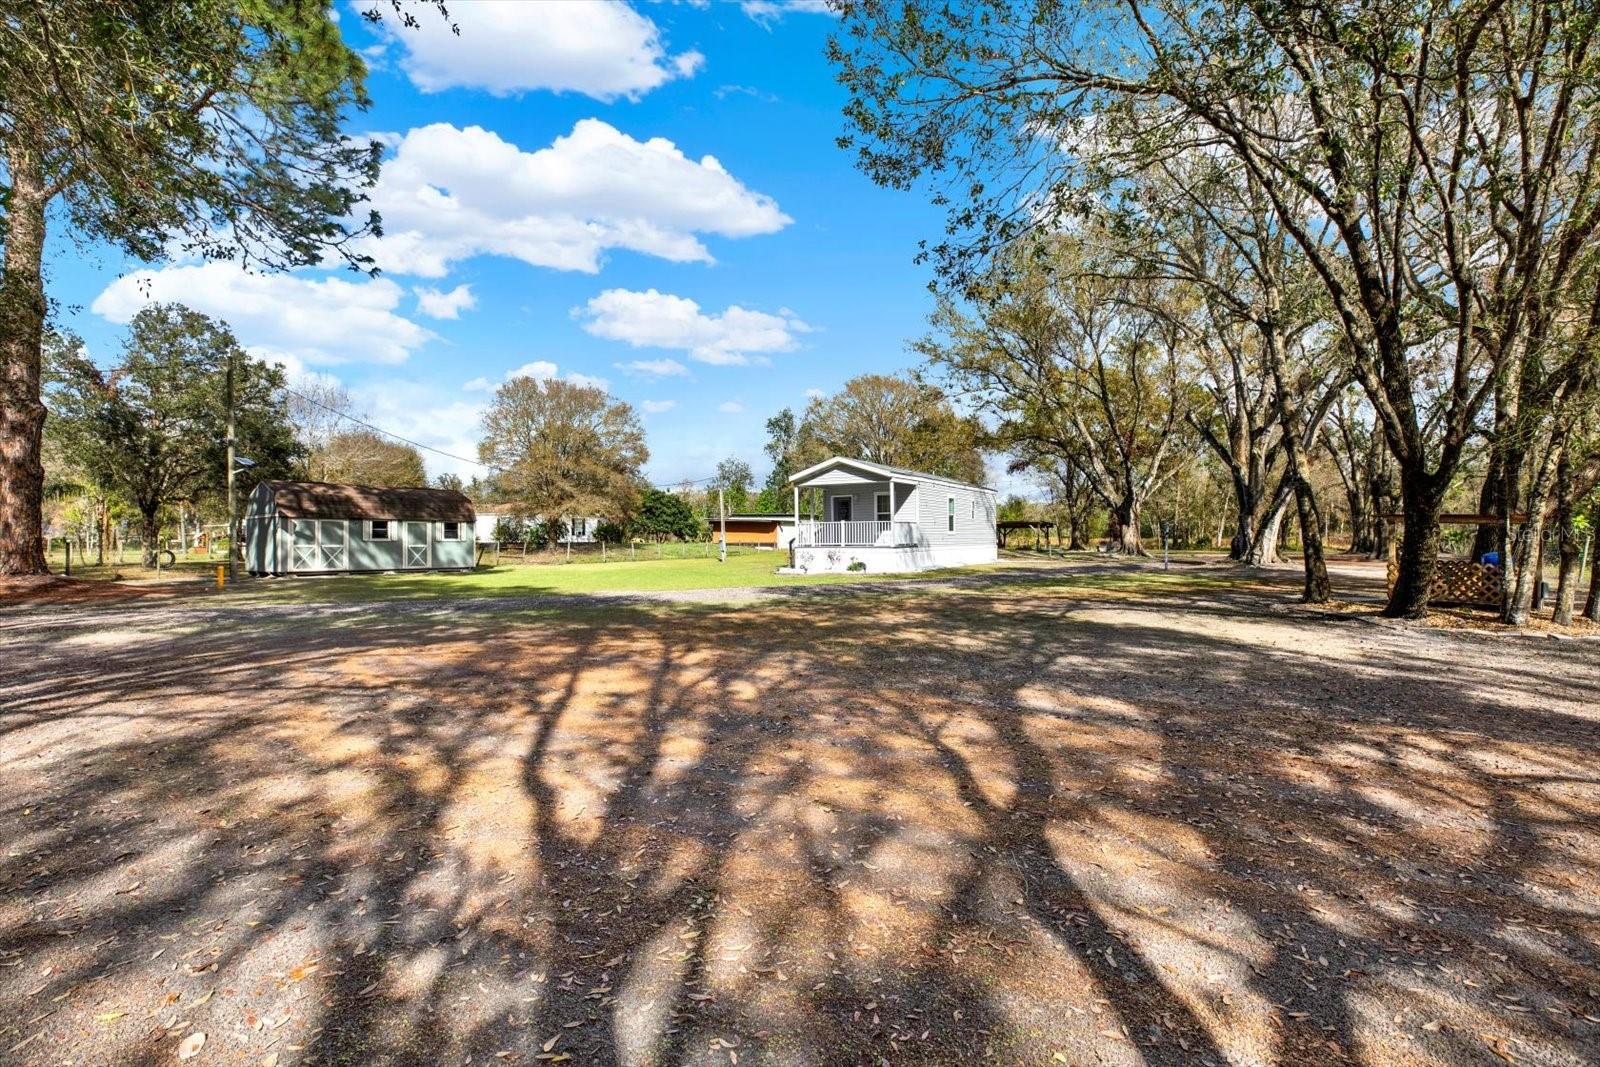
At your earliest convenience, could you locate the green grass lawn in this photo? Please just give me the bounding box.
[229,549,974,604]
[44,548,225,583]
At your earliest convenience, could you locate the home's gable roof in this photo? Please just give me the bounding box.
[259,481,475,522]
[789,455,994,494]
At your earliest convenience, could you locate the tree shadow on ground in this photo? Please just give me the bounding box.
[1,565,1597,1066]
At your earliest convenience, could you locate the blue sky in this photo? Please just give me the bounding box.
[47,0,955,488]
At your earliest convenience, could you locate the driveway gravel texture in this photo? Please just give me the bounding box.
[1,560,1597,1066]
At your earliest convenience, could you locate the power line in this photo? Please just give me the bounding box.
[282,383,499,473]
[279,382,723,491]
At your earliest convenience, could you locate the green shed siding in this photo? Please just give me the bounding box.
[348,522,404,571]
[245,482,475,576]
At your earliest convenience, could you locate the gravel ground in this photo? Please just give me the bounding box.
[1,559,1597,1066]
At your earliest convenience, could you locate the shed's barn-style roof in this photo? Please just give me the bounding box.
[260,481,475,522]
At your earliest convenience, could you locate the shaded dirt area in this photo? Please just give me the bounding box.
[1,563,1597,1066]
[0,574,192,606]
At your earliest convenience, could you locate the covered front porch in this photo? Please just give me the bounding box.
[793,519,920,547]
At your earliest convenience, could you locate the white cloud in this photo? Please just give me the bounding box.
[363,120,789,277]
[804,387,826,399]
[718,401,745,414]
[355,378,487,480]
[464,360,608,393]
[506,360,561,382]
[383,0,702,101]
[742,0,835,25]
[91,262,434,367]
[641,399,678,414]
[564,371,611,392]
[414,283,477,319]
[617,358,689,378]
[577,288,810,366]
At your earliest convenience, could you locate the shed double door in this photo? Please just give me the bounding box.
[291,519,347,572]
[402,521,430,568]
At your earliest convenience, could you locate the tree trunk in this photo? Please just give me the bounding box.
[1584,540,1600,623]
[1384,478,1444,619]
[1552,452,1579,626]
[1290,479,1331,602]
[97,497,109,567]
[1110,499,1144,555]
[140,509,161,568]
[0,140,51,576]
[1264,325,1330,603]
[1504,432,1563,626]
[1245,487,1290,565]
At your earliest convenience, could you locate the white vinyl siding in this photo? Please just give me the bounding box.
[918,482,995,547]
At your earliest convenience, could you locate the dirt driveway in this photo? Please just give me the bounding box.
[1,562,1597,1066]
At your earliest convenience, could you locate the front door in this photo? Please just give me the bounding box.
[832,497,852,522]
[403,521,430,568]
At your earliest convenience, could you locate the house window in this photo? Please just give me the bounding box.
[573,517,587,537]
[442,521,461,541]
[947,497,956,532]
[875,493,891,523]
[369,519,391,541]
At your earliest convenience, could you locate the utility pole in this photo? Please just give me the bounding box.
[225,350,237,580]
[718,488,727,563]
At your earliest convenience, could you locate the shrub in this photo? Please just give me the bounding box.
[847,560,867,572]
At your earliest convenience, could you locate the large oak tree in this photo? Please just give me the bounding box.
[832,0,1600,617]
[1,1,408,574]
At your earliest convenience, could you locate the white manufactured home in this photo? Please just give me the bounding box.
[784,456,998,574]
[474,512,604,544]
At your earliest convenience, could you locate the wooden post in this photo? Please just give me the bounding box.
[225,351,237,581]
[64,539,71,577]
[718,488,727,563]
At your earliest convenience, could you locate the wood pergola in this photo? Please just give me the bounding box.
[997,519,1060,551]
[1381,512,1530,607]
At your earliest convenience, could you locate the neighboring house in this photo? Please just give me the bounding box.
[245,481,476,576]
[712,513,797,550]
[784,456,998,574]
[473,512,603,544]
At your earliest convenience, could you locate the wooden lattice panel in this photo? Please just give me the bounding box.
[1387,553,1502,607]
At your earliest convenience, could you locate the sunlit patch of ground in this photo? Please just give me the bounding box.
[1,562,1597,1066]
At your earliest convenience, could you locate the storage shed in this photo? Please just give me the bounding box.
[716,514,798,549]
[244,480,476,576]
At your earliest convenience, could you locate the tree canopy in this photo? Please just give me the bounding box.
[45,304,296,564]
[1,0,405,574]
[478,378,647,523]
[313,430,427,488]
[834,0,1600,618]
[796,373,986,484]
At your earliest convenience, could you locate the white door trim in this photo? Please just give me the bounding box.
[404,521,430,568]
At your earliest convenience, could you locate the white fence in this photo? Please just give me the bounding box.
[794,520,919,547]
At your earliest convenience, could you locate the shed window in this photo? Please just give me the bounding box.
[572,517,587,537]
[369,519,391,541]
[947,497,956,532]
[442,521,461,541]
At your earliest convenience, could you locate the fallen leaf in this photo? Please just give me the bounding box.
[177,1031,206,1060]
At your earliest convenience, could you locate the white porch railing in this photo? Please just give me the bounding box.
[794,520,919,547]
